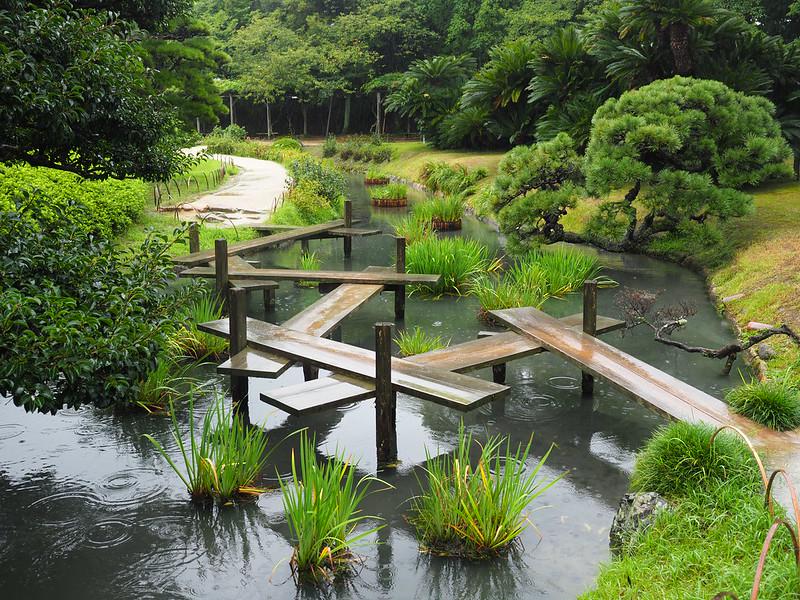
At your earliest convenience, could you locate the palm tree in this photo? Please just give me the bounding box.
[619,0,722,75]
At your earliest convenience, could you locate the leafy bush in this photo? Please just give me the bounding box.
[322,135,337,157]
[288,155,346,205]
[204,137,305,165]
[395,326,449,357]
[272,136,303,151]
[208,124,247,141]
[271,179,342,226]
[412,195,466,224]
[419,161,488,195]
[0,164,147,237]
[630,422,762,499]
[369,183,407,201]
[280,433,384,583]
[411,425,560,557]
[145,394,274,503]
[337,136,392,163]
[0,212,188,413]
[406,237,501,296]
[726,376,800,431]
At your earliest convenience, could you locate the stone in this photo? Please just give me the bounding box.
[747,321,774,331]
[609,492,670,554]
[757,343,777,361]
[722,293,745,303]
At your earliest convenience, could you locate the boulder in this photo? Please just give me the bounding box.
[757,343,777,361]
[722,293,745,303]
[609,492,669,554]
[747,321,774,331]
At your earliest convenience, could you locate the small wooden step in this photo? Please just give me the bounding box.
[229,279,278,291]
[327,227,382,237]
[260,375,375,415]
[217,348,292,379]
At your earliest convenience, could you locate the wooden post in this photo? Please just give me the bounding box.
[214,239,229,311]
[263,289,275,314]
[188,222,200,254]
[343,200,353,257]
[492,363,506,384]
[375,322,397,466]
[302,363,319,382]
[300,239,309,253]
[394,236,406,320]
[581,279,598,396]
[229,286,250,422]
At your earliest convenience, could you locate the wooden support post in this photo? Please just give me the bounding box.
[375,322,397,466]
[229,286,250,423]
[394,236,406,320]
[581,279,598,396]
[214,239,229,311]
[302,363,319,381]
[300,239,309,253]
[492,363,507,384]
[263,289,275,314]
[188,222,200,254]
[343,200,353,257]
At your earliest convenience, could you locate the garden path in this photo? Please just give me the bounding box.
[178,147,288,225]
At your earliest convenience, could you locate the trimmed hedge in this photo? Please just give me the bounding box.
[0,164,147,237]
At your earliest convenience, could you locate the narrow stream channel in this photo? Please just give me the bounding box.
[0,177,745,599]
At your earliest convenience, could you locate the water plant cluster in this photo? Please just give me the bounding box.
[725,373,800,431]
[420,161,488,196]
[412,194,466,229]
[364,166,390,185]
[369,182,408,206]
[395,326,449,356]
[406,236,502,296]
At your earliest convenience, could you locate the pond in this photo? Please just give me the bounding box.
[0,177,745,599]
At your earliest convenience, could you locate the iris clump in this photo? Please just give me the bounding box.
[405,236,501,296]
[726,376,800,431]
[395,326,449,356]
[145,393,274,503]
[412,194,466,226]
[280,434,385,583]
[629,422,762,499]
[393,215,432,245]
[419,161,487,195]
[169,291,227,359]
[369,183,408,201]
[410,425,560,558]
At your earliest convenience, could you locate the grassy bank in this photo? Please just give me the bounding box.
[380,141,504,184]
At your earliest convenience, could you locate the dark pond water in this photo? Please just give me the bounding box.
[0,178,745,599]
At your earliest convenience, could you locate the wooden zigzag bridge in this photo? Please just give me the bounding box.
[174,203,800,466]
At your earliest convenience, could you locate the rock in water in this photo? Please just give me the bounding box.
[609,492,669,554]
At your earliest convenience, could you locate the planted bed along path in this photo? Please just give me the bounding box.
[177,148,288,225]
[1,175,792,599]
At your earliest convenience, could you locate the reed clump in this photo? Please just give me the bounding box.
[169,291,227,359]
[411,425,561,558]
[405,236,501,296]
[395,326,449,356]
[280,433,385,583]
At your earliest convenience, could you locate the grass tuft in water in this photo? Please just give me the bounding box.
[395,326,449,357]
[134,354,200,413]
[280,433,386,584]
[412,194,466,224]
[393,215,432,245]
[369,183,407,201]
[629,421,762,500]
[144,393,274,503]
[169,292,227,359]
[297,251,321,288]
[726,374,800,431]
[410,424,561,558]
[406,236,501,296]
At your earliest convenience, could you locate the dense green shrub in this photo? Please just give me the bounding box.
[630,422,762,499]
[272,136,303,151]
[208,124,247,141]
[271,179,343,226]
[287,155,346,204]
[726,377,800,431]
[337,136,392,163]
[0,164,147,237]
[322,135,337,157]
[0,211,191,413]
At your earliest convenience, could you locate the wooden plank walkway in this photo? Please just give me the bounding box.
[408,313,624,372]
[199,317,509,409]
[226,256,278,291]
[181,266,440,286]
[261,375,375,415]
[173,220,345,267]
[489,307,769,434]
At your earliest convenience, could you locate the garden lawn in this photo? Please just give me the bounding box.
[382,141,505,184]
[159,158,239,204]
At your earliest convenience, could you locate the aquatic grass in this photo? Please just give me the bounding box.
[469,273,550,314]
[369,183,407,200]
[280,433,385,583]
[393,215,432,245]
[629,421,763,500]
[170,292,227,359]
[395,326,449,356]
[297,251,321,288]
[144,393,275,503]
[405,236,502,296]
[134,354,200,413]
[412,194,466,225]
[410,424,561,558]
[419,161,488,195]
[364,166,389,183]
[726,374,800,431]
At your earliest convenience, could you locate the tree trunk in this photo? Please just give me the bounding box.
[301,103,308,137]
[669,22,692,75]
[325,95,333,136]
[266,101,272,138]
[229,94,235,126]
[376,91,381,135]
[342,95,351,133]
[623,180,641,246]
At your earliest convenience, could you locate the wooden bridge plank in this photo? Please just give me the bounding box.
[173,220,345,267]
[326,227,382,237]
[283,281,383,338]
[181,266,441,286]
[408,313,625,372]
[261,375,375,415]
[218,347,293,379]
[199,317,509,410]
[489,307,735,426]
